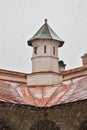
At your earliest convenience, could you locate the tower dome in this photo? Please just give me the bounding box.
[28,19,64,47]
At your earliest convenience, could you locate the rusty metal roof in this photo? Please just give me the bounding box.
[28,19,64,47]
[0,76,87,107]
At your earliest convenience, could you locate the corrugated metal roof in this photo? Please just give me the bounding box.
[28,19,64,47]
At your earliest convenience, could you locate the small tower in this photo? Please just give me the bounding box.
[27,19,64,86]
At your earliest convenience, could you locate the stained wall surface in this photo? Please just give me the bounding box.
[0,100,87,130]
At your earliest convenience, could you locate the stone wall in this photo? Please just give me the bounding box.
[0,100,87,130]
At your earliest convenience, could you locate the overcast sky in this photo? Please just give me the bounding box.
[0,0,87,73]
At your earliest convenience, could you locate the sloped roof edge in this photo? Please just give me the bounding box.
[62,67,87,75]
[27,21,64,47]
[0,68,26,77]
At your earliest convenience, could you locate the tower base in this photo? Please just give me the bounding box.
[27,72,63,86]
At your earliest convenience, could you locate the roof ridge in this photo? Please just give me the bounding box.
[45,23,52,39]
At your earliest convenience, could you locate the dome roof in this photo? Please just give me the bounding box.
[27,19,64,47]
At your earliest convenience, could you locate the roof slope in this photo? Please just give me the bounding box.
[0,76,87,107]
[28,20,64,47]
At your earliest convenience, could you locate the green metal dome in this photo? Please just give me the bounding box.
[27,19,64,47]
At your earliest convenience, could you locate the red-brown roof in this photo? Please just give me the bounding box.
[0,68,26,77]
[62,67,87,75]
[0,75,87,107]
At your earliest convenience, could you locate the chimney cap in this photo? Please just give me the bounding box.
[84,53,87,57]
[81,53,87,58]
[58,60,66,67]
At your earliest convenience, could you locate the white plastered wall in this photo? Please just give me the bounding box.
[27,72,63,86]
[27,39,63,86]
[32,39,59,73]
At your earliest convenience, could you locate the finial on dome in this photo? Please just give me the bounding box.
[45,19,48,23]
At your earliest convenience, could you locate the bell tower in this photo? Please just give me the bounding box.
[27,19,64,86]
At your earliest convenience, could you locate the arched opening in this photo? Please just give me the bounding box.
[30,120,60,130]
[79,120,87,130]
[0,119,12,130]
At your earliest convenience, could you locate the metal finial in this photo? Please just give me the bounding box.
[45,19,48,23]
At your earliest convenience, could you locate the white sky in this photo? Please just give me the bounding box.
[0,0,87,73]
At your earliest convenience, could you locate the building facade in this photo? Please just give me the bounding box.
[0,20,87,130]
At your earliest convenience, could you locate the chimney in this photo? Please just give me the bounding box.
[81,53,87,67]
[58,60,66,71]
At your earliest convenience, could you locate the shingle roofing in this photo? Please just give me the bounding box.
[28,19,64,47]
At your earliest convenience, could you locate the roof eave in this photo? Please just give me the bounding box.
[27,39,64,47]
[58,41,64,47]
[27,40,32,46]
